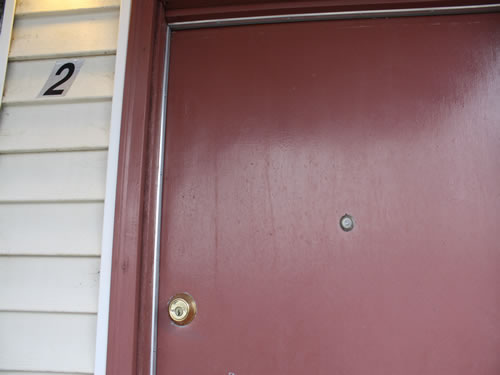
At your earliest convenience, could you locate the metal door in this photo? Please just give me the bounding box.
[157,13,500,374]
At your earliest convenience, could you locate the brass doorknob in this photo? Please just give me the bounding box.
[168,293,197,325]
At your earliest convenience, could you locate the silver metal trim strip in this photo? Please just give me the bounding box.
[169,3,500,30]
[150,26,172,375]
[151,4,500,374]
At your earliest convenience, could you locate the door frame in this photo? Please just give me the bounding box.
[106,2,500,374]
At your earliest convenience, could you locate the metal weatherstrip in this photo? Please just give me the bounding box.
[169,3,500,30]
[150,26,172,375]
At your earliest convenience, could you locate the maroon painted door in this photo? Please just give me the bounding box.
[158,13,500,374]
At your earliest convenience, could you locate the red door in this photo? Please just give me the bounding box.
[157,13,500,374]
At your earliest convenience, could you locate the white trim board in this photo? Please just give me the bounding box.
[0,0,16,108]
[93,0,131,374]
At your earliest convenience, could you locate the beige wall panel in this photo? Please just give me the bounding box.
[0,202,103,255]
[0,312,96,373]
[0,0,121,371]
[0,101,111,153]
[0,372,89,375]
[10,11,119,60]
[0,151,107,202]
[17,0,119,16]
[0,256,99,312]
[3,55,115,105]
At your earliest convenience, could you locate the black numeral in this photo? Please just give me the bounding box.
[43,62,76,96]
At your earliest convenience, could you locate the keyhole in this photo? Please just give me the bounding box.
[175,307,183,317]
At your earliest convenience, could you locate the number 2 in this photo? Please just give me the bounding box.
[43,62,76,96]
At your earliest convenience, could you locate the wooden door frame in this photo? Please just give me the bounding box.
[106,1,500,374]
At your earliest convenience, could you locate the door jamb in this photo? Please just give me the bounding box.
[106,2,500,375]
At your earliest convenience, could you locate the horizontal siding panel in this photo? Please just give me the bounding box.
[16,0,119,16]
[0,372,90,375]
[3,55,115,105]
[0,151,107,202]
[0,256,99,312]
[0,101,111,153]
[0,202,103,255]
[0,312,96,373]
[10,10,119,61]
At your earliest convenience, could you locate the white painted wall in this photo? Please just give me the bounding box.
[0,0,121,373]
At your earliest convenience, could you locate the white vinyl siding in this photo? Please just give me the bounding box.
[0,203,104,256]
[0,101,111,153]
[0,312,97,373]
[0,151,107,201]
[15,0,119,16]
[9,11,119,61]
[3,55,115,104]
[0,1,120,373]
[0,257,100,313]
